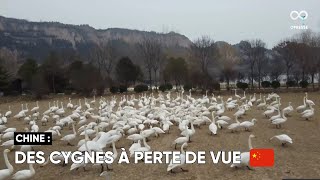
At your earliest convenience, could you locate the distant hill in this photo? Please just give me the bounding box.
[0,16,192,62]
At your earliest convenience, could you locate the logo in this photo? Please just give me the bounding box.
[249,149,274,167]
[290,10,308,20]
[290,10,308,30]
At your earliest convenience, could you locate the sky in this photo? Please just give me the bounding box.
[1,0,320,48]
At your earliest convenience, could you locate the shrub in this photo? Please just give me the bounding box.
[119,85,127,93]
[261,81,271,88]
[299,80,309,88]
[183,84,192,91]
[165,83,173,90]
[64,86,74,95]
[286,80,297,87]
[159,85,166,92]
[271,81,280,89]
[110,86,118,94]
[211,82,220,91]
[236,82,248,91]
[134,84,148,93]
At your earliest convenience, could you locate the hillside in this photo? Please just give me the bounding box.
[0,16,192,61]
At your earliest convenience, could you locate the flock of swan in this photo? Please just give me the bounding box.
[0,89,316,179]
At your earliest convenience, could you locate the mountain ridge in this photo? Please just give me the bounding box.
[0,15,192,61]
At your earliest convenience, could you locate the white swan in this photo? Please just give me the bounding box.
[31,101,39,112]
[270,134,293,146]
[283,102,293,116]
[12,163,35,180]
[167,142,188,173]
[60,122,77,145]
[239,118,257,131]
[296,97,307,112]
[230,134,255,169]
[305,92,315,106]
[271,110,287,128]
[180,120,195,142]
[301,105,314,120]
[209,112,218,135]
[172,135,189,149]
[227,116,240,132]
[0,149,13,179]
[5,106,12,118]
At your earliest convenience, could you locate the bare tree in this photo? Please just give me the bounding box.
[252,40,267,89]
[218,43,239,90]
[138,36,163,90]
[190,36,216,75]
[90,41,117,77]
[273,41,296,88]
[239,39,266,89]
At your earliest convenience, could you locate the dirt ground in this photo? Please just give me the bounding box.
[0,92,320,180]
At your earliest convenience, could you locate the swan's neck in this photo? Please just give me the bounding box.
[84,135,90,152]
[29,163,35,174]
[181,144,186,154]
[190,121,195,132]
[143,138,150,149]
[112,142,117,157]
[248,136,253,150]
[235,116,240,123]
[72,124,76,135]
[4,151,13,172]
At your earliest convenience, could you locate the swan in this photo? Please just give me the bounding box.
[283,102,293,116]
[67,98,74,109]
[172,135,189,149]
[269,108,281,121]
[78,127,102,152]
[234,89,241,99]
[129,140,142,156]
[256,93,262,104]
[167,142,188,173]
[257,96,266,109]
[127,133,144,142]
[5,106,12,117]
[230,134,255,169]
[130,137,151,158]
[41,151,70,167]
[180,120,195,142]
[270,134,293,146]
[271,110,287,128]
[60,122,77,145]
[301,105,314,120]
[12,163,35,180]
[209,112,218,135]
[216,119,228,129]
[0,149,13,179]
[263,106,276,118]
[31,101,39,112]
[100,141,118,172]
[296,97,307,112]
[239,118,257,131]
[305,92,315,106]
[227,116,240,132]
[90,96,96,104]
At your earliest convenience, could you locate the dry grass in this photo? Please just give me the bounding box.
[0,92,320,180]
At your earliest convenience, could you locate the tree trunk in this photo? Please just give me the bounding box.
[258,71,261,89]
[153,69,157,90]
[286,69,289,89]
[251,67,254,90]
[226,77,230,91]
[148,69,152,91]
[312,74,314,89]
[52,75,56,94]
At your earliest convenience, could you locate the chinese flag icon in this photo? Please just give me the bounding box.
[250,149,274,167]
